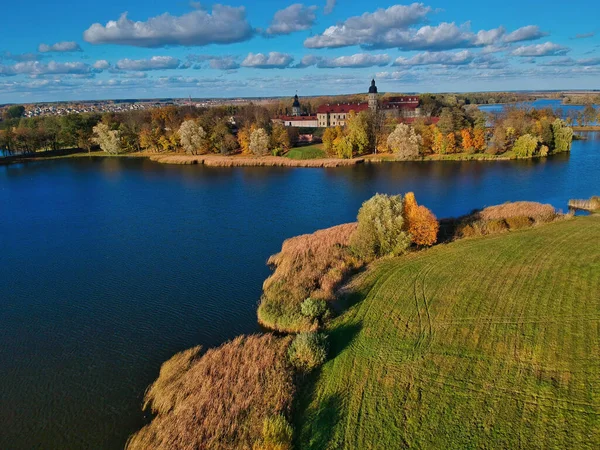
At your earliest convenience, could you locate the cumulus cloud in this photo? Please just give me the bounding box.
[304,3,431,48]
[511,42,570,57]
[503,25,548,43]
[1,51,42,62]
[0,61,92,76]
[324,0,336,15]
[92,60,110,70]
[266,4,317,35]
[38,41,82,53]
[116,56,181,71]
[241,52,293,68]
[83,5,253,47]
[539,57,600,66]
[297,53,390,68]
[187,54,241,70]
[394,50,475,66]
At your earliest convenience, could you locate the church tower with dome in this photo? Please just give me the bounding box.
[292,93,301,116]
[368,79,378,111]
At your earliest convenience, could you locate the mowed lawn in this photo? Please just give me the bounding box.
[286,144,326,160]
[299,216,600,449]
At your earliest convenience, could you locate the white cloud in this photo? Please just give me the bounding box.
[324,0,336,15]
[209,56,240,70]
[241,52,293,68]
[0,61,92,76]
[573,32,595,39]
[267,4,317,35]
[83,5,253,47]
[92,60,110,70]
[38,41,82,53]
[116,56,181,71]
[304,4,431,48]
[511,42,570,57]
[1,51,42,62]
[503,25,548,43]
[297,53,390,68]
[394,50,475,66]
[473,27,506,46]
[539,57,600,66]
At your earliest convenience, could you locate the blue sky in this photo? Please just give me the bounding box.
[1,0,599,103]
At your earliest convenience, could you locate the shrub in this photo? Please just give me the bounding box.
[351,194,411,259]
[505,216,533,230]
[288,332,328,371]
[301,298,330,321]
[484,219,508,234]
[253,415,294,450]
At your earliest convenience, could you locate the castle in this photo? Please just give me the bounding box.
[274,80,421,128]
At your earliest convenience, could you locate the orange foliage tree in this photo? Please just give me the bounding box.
[473,128,486,152]
[461,128,473,152]
[403,192,439,247]
[446,132,456,154]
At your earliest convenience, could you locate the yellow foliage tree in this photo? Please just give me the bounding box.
[432,127,445,154]
[238,124,256,155]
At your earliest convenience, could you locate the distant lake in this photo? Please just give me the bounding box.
[479,98,599,122]
[1,133,600,448]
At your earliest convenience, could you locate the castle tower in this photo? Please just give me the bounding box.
[368,79,378,111]
[292,93,301,116]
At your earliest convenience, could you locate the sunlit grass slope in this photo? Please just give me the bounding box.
[299,216,600,449]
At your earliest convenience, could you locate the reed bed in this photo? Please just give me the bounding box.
[149,154,364,168]
[259,223,360,333]
[127,334,294,450]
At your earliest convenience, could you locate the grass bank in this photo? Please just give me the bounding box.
[297,215,600,449]
[285,144,326,160]
[149,153,361,167]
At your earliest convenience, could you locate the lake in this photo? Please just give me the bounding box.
[1,132,600,449]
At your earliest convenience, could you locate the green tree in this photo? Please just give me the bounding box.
[551,119,573,153]
[346,111,370,155]
[583,104,597,126]
[512,134,539,158]
[3,105,25,120]
[350,193,411,259]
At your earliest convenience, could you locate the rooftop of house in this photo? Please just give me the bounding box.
[316,102,370,114]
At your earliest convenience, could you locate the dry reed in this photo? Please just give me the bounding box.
[479,201,557,222]
[149,154,363,168]
[127,334,294,450]
[259,223,360,332]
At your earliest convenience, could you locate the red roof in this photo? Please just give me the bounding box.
[316,103,370,114]
[274,115,318,121]
[382,97,420,110]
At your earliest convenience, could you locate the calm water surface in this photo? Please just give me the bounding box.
[1,132,600,449]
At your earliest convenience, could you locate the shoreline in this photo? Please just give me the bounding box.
[1,148,563,168]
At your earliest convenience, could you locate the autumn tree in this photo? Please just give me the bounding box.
[237,124,255,154]
[460,128,473,153]
[92,122,123,154]
[552,119,573,153]
[473,127,486,152]
[446,132,456,154]
[432,127,445,154]
[387,124,422,160]
[346,111,370,156]
[512,134,539,158]
[403,192,439,247]
[249,128,270,156]
[270,122,291,155]
[178,120,207,155]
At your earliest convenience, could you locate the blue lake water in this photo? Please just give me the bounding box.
[1,131,600,449]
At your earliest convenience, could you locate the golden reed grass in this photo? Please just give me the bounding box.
[127,334,294,450]
[149,154,364,167]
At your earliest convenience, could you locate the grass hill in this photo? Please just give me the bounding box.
[298,215,600,449]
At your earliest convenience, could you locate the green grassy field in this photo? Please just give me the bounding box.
[298,216,600,449]
[286,144,326,160]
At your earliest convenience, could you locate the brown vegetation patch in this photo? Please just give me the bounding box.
[259,223,361,332]
[127,334,294,450]
[479,201,557,222]
[149,154,363,168]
